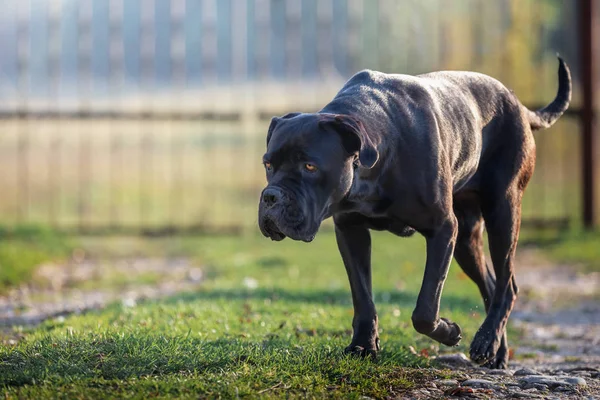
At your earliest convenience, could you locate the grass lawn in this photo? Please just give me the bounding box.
[1,231,486,399]
[1,226,598,398]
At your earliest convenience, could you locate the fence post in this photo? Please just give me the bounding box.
[579,0,597,229]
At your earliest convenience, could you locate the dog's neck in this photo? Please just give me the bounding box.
[330,165,389,217]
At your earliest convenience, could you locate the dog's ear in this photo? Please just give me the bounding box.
[319,114,379,168]
[266,112,301,146]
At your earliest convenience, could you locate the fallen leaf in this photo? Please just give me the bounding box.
[445,386,474,396]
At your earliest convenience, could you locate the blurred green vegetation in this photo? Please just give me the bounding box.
[540,230,600,272]
[0,226,72,293]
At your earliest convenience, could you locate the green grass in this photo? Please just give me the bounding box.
[0,226,72,293]
[0,232,484,399]
[1,227,596,398]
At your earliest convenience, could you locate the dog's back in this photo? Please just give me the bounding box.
[331,58,571,136]
[323,59,571,192]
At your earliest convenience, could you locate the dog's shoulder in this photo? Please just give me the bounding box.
[338,70,426,100]
[343,69,419,86]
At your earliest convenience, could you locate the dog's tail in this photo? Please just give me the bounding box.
[526,56,572,131]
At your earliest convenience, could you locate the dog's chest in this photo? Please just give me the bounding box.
[338,180,423,236]
[340,191,392,217]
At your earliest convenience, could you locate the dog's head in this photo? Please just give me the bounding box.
[258,112,379,242]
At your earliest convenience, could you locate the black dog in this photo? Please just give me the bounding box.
[258,58,571,369]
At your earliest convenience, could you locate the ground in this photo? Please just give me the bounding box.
[0,231,598,398]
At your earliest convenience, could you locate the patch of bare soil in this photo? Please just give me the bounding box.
[0,256,204,328]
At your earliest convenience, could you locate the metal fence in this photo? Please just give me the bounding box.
[0,0,596,234]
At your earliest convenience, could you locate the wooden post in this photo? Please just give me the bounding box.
[579,0,597,229]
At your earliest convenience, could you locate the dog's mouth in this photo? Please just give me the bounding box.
[259,215,316,243]
[258,186,320,243]
[262,217,287,241]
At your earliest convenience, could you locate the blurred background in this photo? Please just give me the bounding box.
[0,0,597,236]
[0,3,599,394]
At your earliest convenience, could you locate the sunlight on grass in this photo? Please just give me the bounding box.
[1,232,485,398]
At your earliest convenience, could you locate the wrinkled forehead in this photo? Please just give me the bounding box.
[266,116,342,161]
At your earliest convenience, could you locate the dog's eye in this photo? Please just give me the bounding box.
[264,162,272,171]
[304,163,317,172]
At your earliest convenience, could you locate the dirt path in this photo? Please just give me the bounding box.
[1,249,598,398]
[409,249,600,399]
[0,256,204,328]
[512,252,599,369]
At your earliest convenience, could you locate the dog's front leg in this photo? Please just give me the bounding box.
[335,222,379,357]
[411,217,462,346]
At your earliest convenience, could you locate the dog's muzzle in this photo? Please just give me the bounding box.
[258,186,315,242]
[260,216,286,241]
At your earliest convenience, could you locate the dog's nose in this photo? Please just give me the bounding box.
[262,188,281,207]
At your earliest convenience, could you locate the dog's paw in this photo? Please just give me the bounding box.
[344,345,378,359]
[482,342,509,369]
[343,337,380,359]
[469,327,502,365]
[482,354,508,369]
[421,318,462,346]
[438,318,462,346]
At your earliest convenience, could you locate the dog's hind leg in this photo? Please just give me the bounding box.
[469,151,531,366]
[453,193,509,369]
